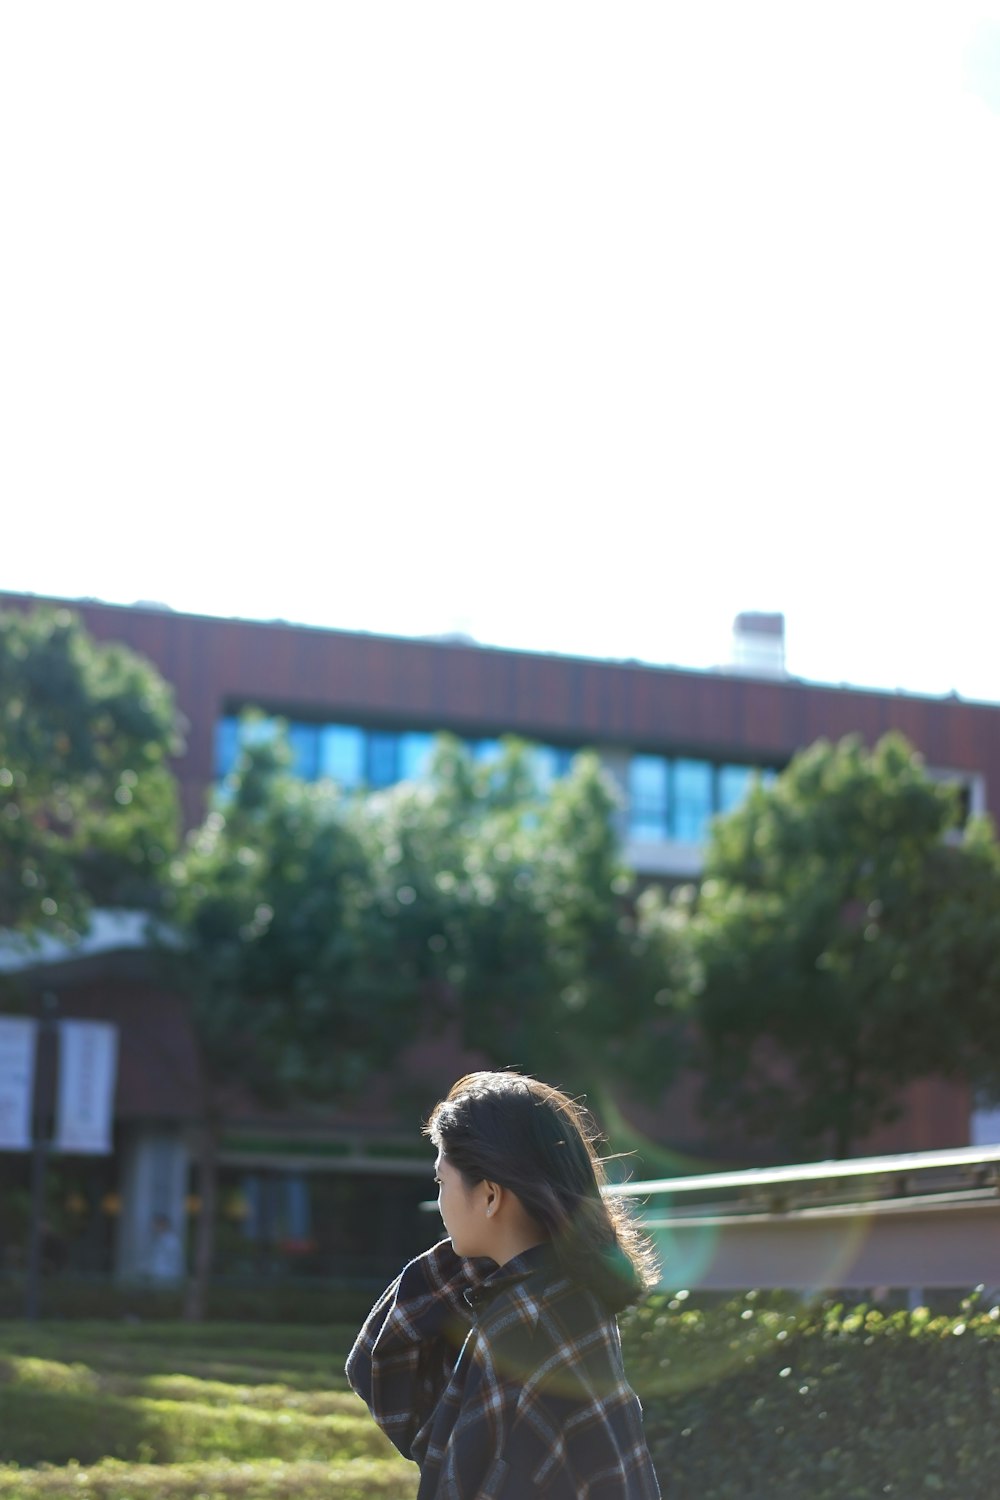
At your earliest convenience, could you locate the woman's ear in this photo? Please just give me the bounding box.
[483,1180,502,1218]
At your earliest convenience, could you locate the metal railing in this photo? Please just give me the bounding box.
[607,1144,1000,1292]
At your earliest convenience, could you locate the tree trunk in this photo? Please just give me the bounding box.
[183,1113,219,1322]
[832,1049,859,1159]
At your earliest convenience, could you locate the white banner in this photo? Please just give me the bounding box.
[54,1020,118,1155]
[0,1017,38,1151]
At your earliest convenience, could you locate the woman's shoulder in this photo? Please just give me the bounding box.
[479,1267,644,1443]
[478,1249,618,1358]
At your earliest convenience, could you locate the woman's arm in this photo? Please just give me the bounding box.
[345,1238,491,1459]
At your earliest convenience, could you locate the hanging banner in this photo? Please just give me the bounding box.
[0,1017,38,1151]
[54,1020,118,1155]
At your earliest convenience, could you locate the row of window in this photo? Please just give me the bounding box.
[215,715,778,844]
[628,755,777,843]
[215,716,576,793]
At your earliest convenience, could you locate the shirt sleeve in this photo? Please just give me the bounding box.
[345,1238,492,1459]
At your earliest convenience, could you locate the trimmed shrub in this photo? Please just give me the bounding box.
[620,1289,1000,1499]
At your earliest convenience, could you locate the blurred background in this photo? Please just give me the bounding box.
[3,1,1000,1319]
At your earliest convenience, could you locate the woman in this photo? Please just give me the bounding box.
[346,1070,662,1498]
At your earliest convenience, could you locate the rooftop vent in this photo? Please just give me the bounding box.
[731,612,786,678]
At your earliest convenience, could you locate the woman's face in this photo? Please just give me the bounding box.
[434,1150,488,1258]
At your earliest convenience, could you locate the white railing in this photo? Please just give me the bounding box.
[607,1144,1000,1292]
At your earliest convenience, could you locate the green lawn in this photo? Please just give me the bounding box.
[0,1321,417,1499]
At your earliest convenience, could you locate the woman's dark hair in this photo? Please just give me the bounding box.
[424,1070,659,1313]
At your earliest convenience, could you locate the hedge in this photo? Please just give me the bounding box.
[619,1288,1000,1499]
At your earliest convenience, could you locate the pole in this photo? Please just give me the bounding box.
[25,991,58,1321]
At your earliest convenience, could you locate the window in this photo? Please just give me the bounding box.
[926,768,979,828]
[215,717,240,779]
[318,725,365,788]
[673,759,714,841]
[626,754,782,844]
[217,715,283,778]
[398,732,436,782]
[717,763,753,814]
[628,756,670,841]
[530,745,573,790]
[367,731,399,788]
[240,1172,312,1242]
[287,723,320,781]
[240,717,281,747]
[530,746,557,789]
[215,712,588,801]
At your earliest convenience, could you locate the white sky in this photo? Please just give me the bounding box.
[3,3,1000,701]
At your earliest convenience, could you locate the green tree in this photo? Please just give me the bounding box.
[917,815,1000,1121]
[0,606,181,940]
[168,729,677,1316]
[355,737,676,1093]
[677,733,1000,1158]
[165,725,413,1319]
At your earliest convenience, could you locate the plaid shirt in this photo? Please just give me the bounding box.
[346,1238,662,1499]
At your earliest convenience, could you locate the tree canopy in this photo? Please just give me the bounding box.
[352,736,670,1089]
[168,726,673,1109]
[674,733,1000,1157]
[0,606,181,941]
[164,725,417,1106]
[165,723,675,1314]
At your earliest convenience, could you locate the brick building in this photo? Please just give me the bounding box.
[1,593,995,1283]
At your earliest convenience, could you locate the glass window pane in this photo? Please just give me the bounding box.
[215,717,240,779]
[241,1175,261,1240]
[531,746,575,789]
[399,732,435,781]
[531,746,559,790]
[673,759,714,841]
[285,1174,311,1239]
[367,731,399,788]
[630,756,669,803]
[628,755,669,841]
[630,810,667,841]
[240,716,280,746]
[319,725,364,787]
[534,746,576,786]
[718,764,753,814]
[287,723,320,781]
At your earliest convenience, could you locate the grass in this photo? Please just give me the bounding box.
[0,1461,415,1499]
[0,1323,358,1392]
[0,1321,416,1499]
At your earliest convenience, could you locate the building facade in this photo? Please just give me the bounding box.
[1,593,995,1284]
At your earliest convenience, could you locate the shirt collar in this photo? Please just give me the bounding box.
[465,1241,558,1311]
